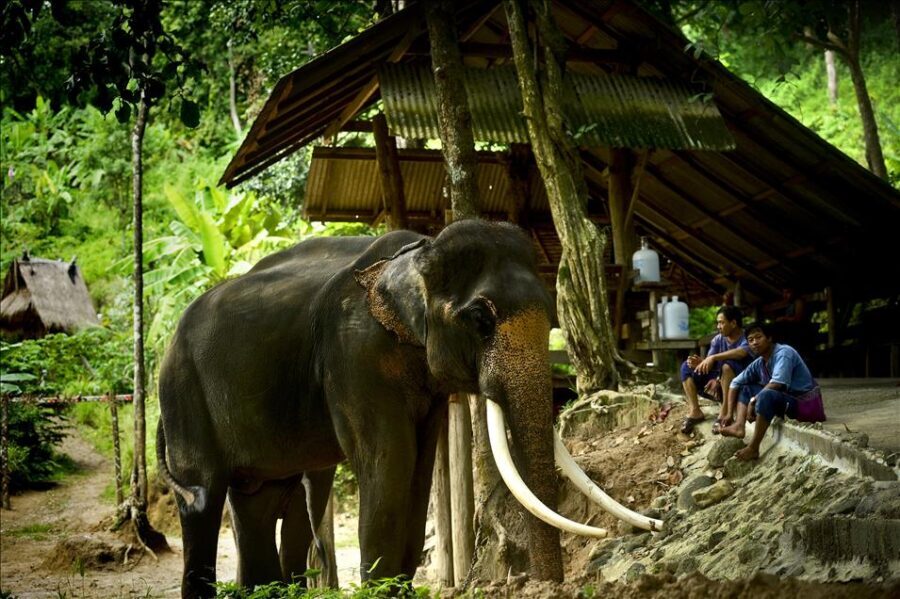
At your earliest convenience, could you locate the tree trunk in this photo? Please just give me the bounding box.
[425,0,480,220]
[132,95,149,513]
[129,94,168,553]
[825,50,838,107]
[844,1,888,180]
[505,0,634,395]
[227,39,243,138]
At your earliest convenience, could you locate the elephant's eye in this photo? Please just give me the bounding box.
[458,298,497,339]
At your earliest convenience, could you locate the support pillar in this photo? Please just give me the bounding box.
[448,395,474,584]
[373,113,409,230]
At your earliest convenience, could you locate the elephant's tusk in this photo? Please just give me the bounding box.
[485,399,607,538]
[554,434,664,532]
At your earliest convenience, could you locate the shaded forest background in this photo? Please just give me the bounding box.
[1,0,897,493]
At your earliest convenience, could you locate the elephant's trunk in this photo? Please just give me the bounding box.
[479,308,570,581]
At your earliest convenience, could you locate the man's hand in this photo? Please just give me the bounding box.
[696,355,717,374]
[686,354,701,370]
[748,397,757,421]
[704,378,720,397]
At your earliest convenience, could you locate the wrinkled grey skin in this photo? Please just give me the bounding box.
[157,220,561,598]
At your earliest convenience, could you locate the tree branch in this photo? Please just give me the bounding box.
[793,33,847,57]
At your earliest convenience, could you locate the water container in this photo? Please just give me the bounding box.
[632,237,660,283]
[664,296,690,339]
[657,295,668,339]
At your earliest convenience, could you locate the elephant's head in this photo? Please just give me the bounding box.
[357,220,660,579]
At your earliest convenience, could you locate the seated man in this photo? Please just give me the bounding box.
[680,305,753,434]
[720,321,826,461]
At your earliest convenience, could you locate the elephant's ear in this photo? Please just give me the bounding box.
[354,252,427,346]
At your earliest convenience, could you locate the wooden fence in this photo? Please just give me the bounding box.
[0,393,133,510]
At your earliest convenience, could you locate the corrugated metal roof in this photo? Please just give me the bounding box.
[379,63,735,150]
[304,147,549,221]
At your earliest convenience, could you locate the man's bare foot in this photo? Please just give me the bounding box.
[719,423,745,438]
[735,446,759,461]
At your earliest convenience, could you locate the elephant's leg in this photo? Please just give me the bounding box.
[352,423,417,581]
[279,467,336,584]
[401,402,447,575]
[178,477,228,599]
[228,479,298,588]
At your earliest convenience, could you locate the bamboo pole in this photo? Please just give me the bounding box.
[448,395,474,584]
[432,414,454,585]
[110,394,124,505]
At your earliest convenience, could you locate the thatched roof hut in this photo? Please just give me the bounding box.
[0,253,100,339]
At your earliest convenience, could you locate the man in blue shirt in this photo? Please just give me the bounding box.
[679,306,753,435]
[721,321,825,460]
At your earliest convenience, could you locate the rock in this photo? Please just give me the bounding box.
[674,556,699,577]
[650,496,667,510]
[707,530,727,549]
[677,474,716,510]
[707,437,746,468]
[825,496,860,516]
[624,561,646,582]
[724,455,755,479]
[624,533,652,552]
[854,489,900,519]
[737,543,760,563]
[692,480,735,508]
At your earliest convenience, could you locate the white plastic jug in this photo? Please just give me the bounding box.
[664,296,690,339]
[632,237,660,283]
[657,295,668,339]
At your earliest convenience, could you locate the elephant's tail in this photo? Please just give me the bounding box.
[156,422,207,513]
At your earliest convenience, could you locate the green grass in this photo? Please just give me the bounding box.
[7,523,56,540]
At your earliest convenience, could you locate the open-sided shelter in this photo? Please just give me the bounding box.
[221,0,900,371]
[0,254,100,339]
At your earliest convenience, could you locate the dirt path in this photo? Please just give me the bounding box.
[1,426,363,598]
[2,429,192,597]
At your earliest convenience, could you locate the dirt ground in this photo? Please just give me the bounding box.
[2,380,898,598]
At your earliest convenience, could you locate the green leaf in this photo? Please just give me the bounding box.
[115,102,131,124]
[163,184,202,232]
[1,373,36,382]
[180,99,200,128]
[197,212,228,279]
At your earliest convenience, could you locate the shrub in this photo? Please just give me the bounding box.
[3,401,72,491]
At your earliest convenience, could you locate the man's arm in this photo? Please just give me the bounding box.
[696,347,750,374]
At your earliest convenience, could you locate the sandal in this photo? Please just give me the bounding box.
[680,415,705,435]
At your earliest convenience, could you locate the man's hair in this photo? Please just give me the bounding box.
[717,305,743,327]
[744,321,774,339]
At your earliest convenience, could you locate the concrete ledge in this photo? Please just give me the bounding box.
[773,420,900,482]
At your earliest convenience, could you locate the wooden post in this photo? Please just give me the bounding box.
[110,394,123,505]
[649,289,660,366]
[734,281,743,309]
[502,145,531,226]
[609,149,637,340]
[608,149,635,266]
[1,394,10,510]
[448,395,474,584]
[432,414,454,585]
[372,113,409,230]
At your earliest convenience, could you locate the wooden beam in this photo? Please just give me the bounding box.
[373,114,409,230]
[644,162,783,266]
[323,25,421,143]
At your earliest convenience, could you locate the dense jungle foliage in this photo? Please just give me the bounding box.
[1,0,897,490]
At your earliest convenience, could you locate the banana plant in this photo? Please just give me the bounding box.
[144,182,297,356]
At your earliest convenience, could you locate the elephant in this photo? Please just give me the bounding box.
[156,219,661,598]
